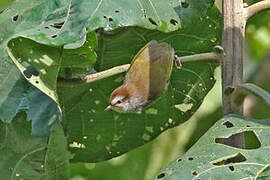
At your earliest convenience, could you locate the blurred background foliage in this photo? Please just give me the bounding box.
[0,0,269,180]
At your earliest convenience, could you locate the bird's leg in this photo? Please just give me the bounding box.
[174,55,182,69]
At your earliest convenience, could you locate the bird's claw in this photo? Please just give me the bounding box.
[174,55,182,69]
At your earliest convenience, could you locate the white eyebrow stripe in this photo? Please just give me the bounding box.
[111,96,125,105]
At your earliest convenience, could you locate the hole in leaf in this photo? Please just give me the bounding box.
[148,18,158,26]
[223,121,234,128]
[50,22,64,29]
[192,171,198,176]
[12,15,19,21]
[115,10,120,13]
[23,66,39,78]
[229,166,234,171]
[181,2,189,8]
[103,15,107,19]
[188,157,193,161]
[212,153,246,166]
[215,131,261,149]
[35,81,39,84]
[157,173,165,179]
[143,9,146,18]
[51,34,57,38]
[45,26,49,29]
[170,19,178,26]
[23,70,32,78]
[177,158,182,162]
[246,125,250,127]
[108,17,113,22]
[29,68,39,76]
[245,131,261,149]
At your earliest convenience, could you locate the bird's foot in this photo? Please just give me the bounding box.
[174,55,182,69]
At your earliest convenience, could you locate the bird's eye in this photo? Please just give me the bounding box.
[117,100,122,104]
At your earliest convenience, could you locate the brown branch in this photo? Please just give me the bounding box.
[245,1,270,20]
[222,0,245,148]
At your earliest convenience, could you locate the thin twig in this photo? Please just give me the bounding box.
[81,52,220,84]
[245,1,270,20]
[83,64,130,83]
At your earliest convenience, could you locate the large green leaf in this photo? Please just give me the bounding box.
[0,0,220,163]
[0,0,213,123]
[7,32,97,102]
[57,7,221,162]
[0,0,214,46]
[0,72,29,122]
[1,33,97,134]
[156,115,270,180]
[18,87,61,136]
[7,38,63,103]
[0,113,70,180]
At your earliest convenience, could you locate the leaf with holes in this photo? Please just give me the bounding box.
[156,115,270,180]
[0,0,214,46]
[7,32,97,103]
[0,113,70,180]
[57,7,221,162]
[4,35,96,134]
[0,0,219,163]
[0,0,213,122]
[7,38,63,103]
[0,0,99,122]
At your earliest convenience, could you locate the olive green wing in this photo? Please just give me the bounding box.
[147,41,174,101]
[125,40,174,103]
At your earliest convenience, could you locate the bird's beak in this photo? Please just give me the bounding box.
[105,105,112,111]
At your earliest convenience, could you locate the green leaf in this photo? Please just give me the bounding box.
[7,38,63,103]
[0,113,70,180]
[57,7,221,162]
[156,115,270,180]
[45,123,70,180]
[0,0,213,123]
[0,74,29,122]
[2,32,97,125]
[7,33,97,102]
[0,0,214,47]
[0,0,220,163]
[85,0,214,32]
[256,165,270,180]
[19,87,60,136]
[0,0,96,122]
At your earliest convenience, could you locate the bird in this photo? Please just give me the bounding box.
[105,40,181,113]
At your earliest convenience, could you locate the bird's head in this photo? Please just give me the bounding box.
[105,85,143,113]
